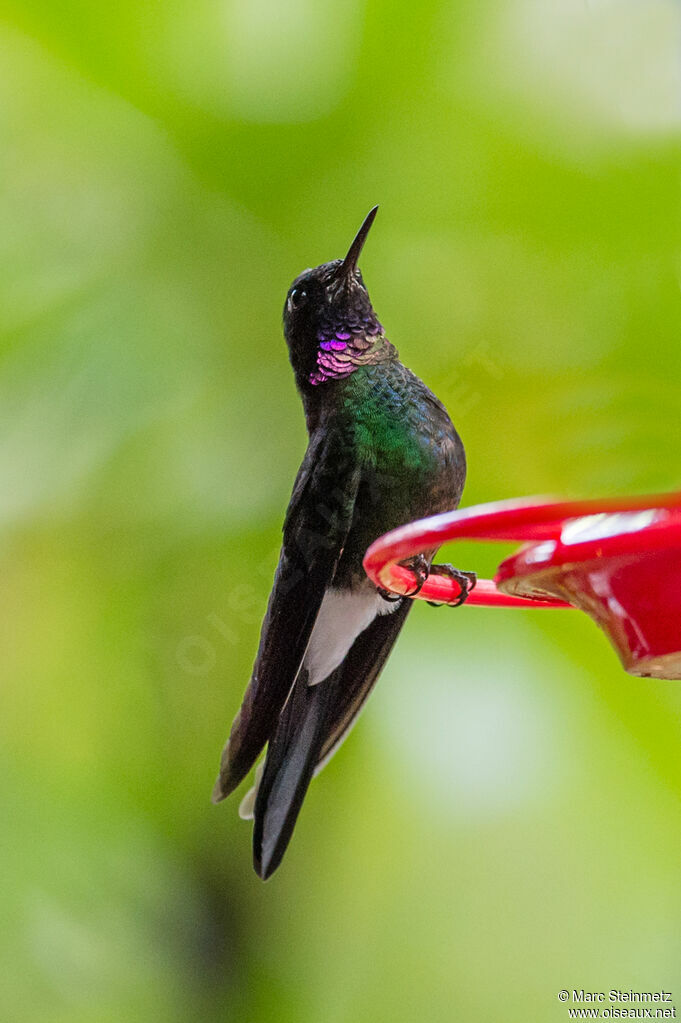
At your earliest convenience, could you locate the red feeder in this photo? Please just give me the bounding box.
[363,492,681,680]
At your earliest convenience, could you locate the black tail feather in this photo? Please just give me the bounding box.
[253,669,339,879]
[251,600,411,879]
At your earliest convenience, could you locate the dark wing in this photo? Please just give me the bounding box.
[315,597,412,769]
[253,598,412,880]
[212,426,360,803]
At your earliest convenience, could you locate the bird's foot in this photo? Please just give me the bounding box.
[426,565,477,608]
[377,553,430,601]
[400,553,430,597]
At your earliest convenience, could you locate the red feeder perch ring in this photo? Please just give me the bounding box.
[363,492,681,680]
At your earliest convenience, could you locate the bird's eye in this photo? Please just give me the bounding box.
[289,287,307,309]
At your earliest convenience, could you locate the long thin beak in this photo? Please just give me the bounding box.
[340,206,379,277]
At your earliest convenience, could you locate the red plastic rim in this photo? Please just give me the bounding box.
[496,508,681,598]
[363,492,681,608]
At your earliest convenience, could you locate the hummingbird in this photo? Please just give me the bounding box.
[212,207,474,879]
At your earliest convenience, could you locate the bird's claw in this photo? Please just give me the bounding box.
[426,565,477,608]
[399,553,430,597]
[377,553,430,602]
[378,558,475,606]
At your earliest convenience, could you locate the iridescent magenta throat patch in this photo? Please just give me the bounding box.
[309,324,383,385]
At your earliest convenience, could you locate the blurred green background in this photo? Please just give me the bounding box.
[1,0,680,1020]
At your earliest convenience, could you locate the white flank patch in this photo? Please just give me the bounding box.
[303,587,400,687]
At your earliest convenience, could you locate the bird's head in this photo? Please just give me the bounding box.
[283,207,386,389]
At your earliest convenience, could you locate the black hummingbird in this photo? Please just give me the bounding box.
[212,207,474,879]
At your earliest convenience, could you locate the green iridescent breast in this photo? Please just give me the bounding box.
[338,363,442,476]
